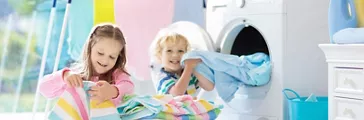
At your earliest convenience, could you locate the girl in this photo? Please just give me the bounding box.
[151,31,214,98]
[39,23,134,105]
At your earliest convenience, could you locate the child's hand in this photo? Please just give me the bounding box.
[184,59,202,68]
[88,81,118,104]
[63,71,83,87]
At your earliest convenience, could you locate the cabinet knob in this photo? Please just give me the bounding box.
[344,108,356,118]
[344,77,357,89]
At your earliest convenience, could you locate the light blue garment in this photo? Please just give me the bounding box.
[333,28,364,44]
[181,51,272,102]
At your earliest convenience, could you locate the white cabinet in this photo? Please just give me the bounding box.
[320,44,364,120]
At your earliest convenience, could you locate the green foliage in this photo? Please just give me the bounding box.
[7,0,46,16]
[0,29,38,81]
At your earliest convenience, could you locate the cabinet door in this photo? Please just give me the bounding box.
[333,66,364,96]
[332,97,364,120]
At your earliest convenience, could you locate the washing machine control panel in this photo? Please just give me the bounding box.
[236,0,279,8]
[232,0,284,14]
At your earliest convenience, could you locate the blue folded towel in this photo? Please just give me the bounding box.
[333,28,364,44]
[181,51,272,102]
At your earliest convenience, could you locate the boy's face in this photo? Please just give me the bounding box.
[159,42,187,73]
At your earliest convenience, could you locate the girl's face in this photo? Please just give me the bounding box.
[91,38,122,75]
[159,41,187,73]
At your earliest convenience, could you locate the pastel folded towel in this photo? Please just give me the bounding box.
[181,50,272,102]
[48,81,222,120]
[48,81,120,120]
[333,28,364,44]
[119,94,222,120]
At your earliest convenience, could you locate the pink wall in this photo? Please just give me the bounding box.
[114,0,174,80]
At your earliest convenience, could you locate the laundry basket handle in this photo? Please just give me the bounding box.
[282,89,301,100]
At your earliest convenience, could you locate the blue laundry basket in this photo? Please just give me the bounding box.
[282,89,328,120]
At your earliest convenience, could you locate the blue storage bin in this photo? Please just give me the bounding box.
[282,89,328,120]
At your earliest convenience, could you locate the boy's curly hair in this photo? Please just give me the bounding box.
[150,29,190,62]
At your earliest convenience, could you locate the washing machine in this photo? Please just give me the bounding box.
[206,0,284,119]
[206,0,327,119]
[150,0,329,119]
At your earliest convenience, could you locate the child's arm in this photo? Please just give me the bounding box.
[39,68,70,98]
[111,71,134,105]
[169,59,204,95]
[168,66,194,96]
[157,59,201,96]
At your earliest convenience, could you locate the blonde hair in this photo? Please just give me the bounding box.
[72,23,129,84]
[151,30,190,60]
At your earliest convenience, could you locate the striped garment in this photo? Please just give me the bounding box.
[143,108,221,120]
[48,81,222,120]
[156,68,200,97]
[48,81,120,120]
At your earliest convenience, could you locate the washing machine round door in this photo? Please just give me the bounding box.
[216,18,272,113]
[167,21,216,52]
[217,19,270,56]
